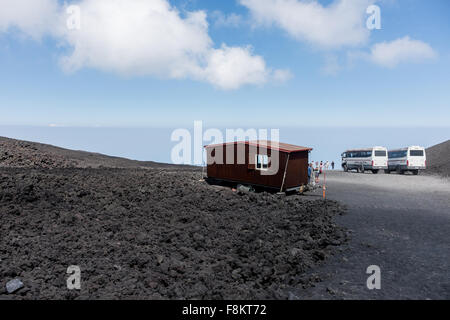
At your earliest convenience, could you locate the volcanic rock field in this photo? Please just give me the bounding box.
[0,137,347,299]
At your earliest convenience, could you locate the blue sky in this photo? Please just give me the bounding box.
[0,0,449,163]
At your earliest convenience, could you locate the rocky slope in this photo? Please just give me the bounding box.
[426,140,450,177]
[0,136,182,169]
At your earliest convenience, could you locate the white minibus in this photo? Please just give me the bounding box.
[387,146,426,175]
[341,146,388,174]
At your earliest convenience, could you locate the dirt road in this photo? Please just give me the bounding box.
[294,171,450,299]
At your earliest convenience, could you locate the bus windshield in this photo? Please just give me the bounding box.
[410,150,424,157]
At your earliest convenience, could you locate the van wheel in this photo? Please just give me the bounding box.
[384,169,391,174]
[372,170,379,174]
[360,165,365,173]
[413,170,419,175]
[343,164,348,172]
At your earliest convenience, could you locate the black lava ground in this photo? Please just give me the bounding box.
[0,167,347,299]
[426,139,450,177]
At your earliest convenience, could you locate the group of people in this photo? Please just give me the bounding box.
[307,160,335,185]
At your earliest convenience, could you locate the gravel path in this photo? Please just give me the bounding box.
[293,171,450,299]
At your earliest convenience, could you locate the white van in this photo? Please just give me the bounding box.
[387,146,426,175]
[341,146,388,174]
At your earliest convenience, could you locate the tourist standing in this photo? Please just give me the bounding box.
[307,163,312,184]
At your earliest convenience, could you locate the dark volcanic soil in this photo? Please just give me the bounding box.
[0,136,184,169]
[0,137,347,299]
[0,168,347,300]
[426,140,450,177]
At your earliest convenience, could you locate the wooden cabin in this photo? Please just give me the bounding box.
[204,140,312,192]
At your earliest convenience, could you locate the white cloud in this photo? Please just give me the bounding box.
[59,0,212,78]
[211,11,244,28]
[368,36,437,68]
[239,0,437,71]
[201,45,268,90]
[0,0,288,90]
[0,0,60,39]
[240,0,372,48]
[48,123,66,127]
[272,68,293,82]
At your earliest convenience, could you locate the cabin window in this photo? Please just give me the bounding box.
[374,150,386,157]
[256,154,269,170]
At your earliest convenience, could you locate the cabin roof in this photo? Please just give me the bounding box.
[204,140,312,153]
